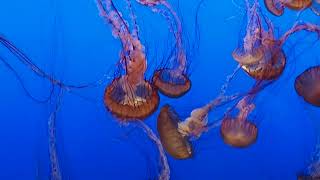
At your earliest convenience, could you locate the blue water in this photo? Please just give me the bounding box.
[1,0,320,179]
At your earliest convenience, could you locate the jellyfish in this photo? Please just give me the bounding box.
[157,67,241,159]
[157,104,193,159]
[295,66,320,107]
[96,0,159,120]
[233,0,287,80]
[264,0,312,16]
[135,0,192,97]
[220,96,258,148]
[232,1,266,65]
[234,0,320,81]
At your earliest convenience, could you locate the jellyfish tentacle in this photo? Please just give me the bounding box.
[125,0,140,38]
[177,66,241,138]
[0,55,55,103]
[137,121,170,180]
[48,89,64,180]
[280,22,320,46]
[161,1,186,73]
[0,36,98,92]
[236,97,255,122]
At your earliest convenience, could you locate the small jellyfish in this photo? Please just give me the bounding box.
[136,0,191,97]
[220,97,258,148]
[157,105,193,159]
[232,0,266,65]
[97,0,159,120]
[295,66,320,106]
[264,0,312,16]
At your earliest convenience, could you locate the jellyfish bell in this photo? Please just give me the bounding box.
[232,45,265,65]
[220,98,258,148]
[282,0,312,10]
[104,76,159,120]
[152,68,191,98]
[220,116,258,148]
[241,46,286,80]
[264,0,285,16]
[157,105,193,159]
[264,0,311,16]
[294,66,320,107]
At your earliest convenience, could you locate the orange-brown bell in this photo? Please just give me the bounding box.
[220,117,258,148]
[104,76,159,120]
[157,105,193,159]
[242,49,286,80]
[295,66,320,107]
[152,69,191,98]
[283,0,312,10]
[264,0,285,16]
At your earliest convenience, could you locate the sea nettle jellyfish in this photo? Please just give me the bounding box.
[221,96,258,148]
[264,0,312,16]
[295,66,320,106]
[97,0,159,120]
[233,0,320,81]
[135,0,191,97]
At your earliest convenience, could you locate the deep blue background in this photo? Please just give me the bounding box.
[1,0,320,179]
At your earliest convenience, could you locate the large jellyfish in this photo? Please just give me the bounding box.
[295,65,320,106]
[157,67,241,159]
[96,0,159,120]
[233,0,320,81]
[264,0,312,16]
[135,0,192,97]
